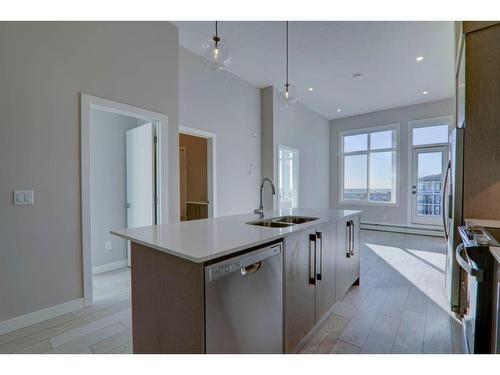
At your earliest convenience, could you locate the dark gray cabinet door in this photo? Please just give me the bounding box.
[335,215,361,300]
[349,215,361,286]
[335,218,351,300]
[315,221,336,322]
[284,230,316,352]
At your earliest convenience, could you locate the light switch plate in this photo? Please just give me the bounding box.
[105,241,112,251]
[14,190,34,205]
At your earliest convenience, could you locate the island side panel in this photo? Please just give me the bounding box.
[131,242,205,353]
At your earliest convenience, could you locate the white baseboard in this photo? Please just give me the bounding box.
[92,259,127,275]
[0,298,84,336]
[361,222,444,237]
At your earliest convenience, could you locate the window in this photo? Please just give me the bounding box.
[278,145,299,209]
[340,126,398,204]
[412,124,448,146]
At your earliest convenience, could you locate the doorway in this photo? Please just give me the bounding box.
[81,94,168,306]
[407,116,451,228]
[179,126,217,220]
[278,145,299,209]
[411,145,448,225]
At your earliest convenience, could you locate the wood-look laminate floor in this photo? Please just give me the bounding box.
[0,267,133,354]
[0,230,465,354]
[298,230,466,354]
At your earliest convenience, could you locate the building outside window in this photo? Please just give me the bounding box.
[417,174,442,215]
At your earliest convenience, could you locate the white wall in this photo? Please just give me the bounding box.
[179,47,261,216]
[90,109,138,269]
[261,87,277,210]
[274,92,331,208]
[261,87,331,209]
[330,98,453,226]
[0,22,179,322]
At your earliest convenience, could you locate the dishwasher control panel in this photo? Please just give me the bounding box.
[209,261,243,280]
[205,243,282,282]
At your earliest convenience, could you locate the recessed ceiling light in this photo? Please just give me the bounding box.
[352,73,363,79]
[337,108,342,112]
[416,56,424,62]
[308,87,314,92]
[422,90,429,95]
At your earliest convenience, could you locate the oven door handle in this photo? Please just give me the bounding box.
[455,243,483,282]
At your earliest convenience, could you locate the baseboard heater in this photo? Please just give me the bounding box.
[360,222,444,237]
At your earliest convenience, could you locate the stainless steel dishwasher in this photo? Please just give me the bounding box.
[204,242,283,354]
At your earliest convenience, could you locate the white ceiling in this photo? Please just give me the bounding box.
[174,21,454,120]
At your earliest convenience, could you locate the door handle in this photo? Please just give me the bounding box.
[456,243,483,281]
[412,185,417,194]
[309,234,316,285]
[240,261,262,276]
[316,232,323,281]
[346,221,352,258]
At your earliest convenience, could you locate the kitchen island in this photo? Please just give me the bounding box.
[111,208,361,354]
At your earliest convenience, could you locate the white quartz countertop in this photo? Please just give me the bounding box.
[111,208,361,263]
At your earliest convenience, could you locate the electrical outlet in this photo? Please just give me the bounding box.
[105,241,112,251]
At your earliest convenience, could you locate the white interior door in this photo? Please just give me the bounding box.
[411,146,448,225]
[126,123,156,266]
[278,145,299,209]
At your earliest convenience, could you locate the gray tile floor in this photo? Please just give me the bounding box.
[0,230,465,354]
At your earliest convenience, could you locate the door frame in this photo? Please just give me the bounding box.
[81,93,169,306]
[179,145,187,221]
[277,144,299,209]
[179,125,217,218]
[410,145,448,225]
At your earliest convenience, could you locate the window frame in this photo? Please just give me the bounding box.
[339,123,400,206]
[409,116,451,147]
[277,144,299,209]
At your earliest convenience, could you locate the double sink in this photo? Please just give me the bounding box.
[247,215,318,228]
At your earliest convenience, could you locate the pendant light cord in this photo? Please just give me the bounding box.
[213,21,220,46]
[286,21,289,87]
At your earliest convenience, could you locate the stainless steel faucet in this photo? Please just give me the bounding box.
[254,177,276,218]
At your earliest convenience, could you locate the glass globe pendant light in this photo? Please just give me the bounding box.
[200,21,232,71]
[277,21,298,107]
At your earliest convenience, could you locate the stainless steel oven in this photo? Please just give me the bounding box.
[457,226,498,353]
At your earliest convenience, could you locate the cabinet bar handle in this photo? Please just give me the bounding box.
[350,220,355,256]
[316,232,323,281]
[309,234,316,285]
[346,221,351,258]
